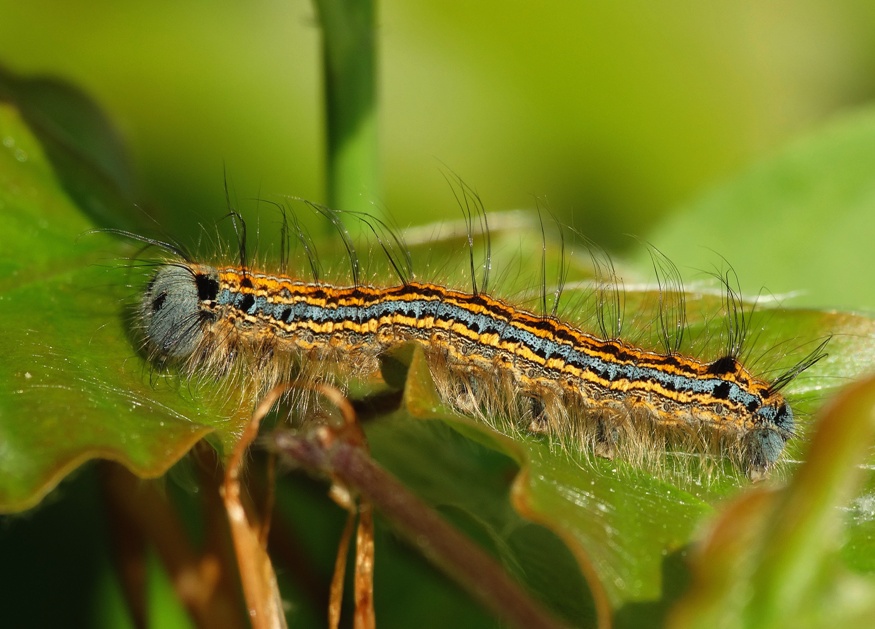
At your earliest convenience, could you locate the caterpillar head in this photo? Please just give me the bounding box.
[140,264,218,360]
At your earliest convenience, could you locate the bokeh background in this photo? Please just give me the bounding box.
[2,0,875,304]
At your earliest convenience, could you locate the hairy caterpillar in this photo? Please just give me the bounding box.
[120,199,825,481]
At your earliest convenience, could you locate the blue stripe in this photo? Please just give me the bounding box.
[216,290,784,428]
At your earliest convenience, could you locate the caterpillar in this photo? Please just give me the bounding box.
[120,200,826,481]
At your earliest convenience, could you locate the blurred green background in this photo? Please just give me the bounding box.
[2,0,874,264]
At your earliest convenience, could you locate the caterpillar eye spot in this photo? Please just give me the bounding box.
[151,292,167,313]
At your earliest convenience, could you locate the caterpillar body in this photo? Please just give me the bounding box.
[135,214,824,480]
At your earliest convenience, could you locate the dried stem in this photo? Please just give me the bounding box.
[221,388,289,629]
[271,423,569,629]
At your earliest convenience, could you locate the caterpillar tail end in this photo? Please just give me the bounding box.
[745,428,789,482]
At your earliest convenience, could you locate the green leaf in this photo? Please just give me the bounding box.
[647,106,875,311]
[0,101,237,512]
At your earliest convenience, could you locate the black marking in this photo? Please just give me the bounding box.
[712,381,731,400]
[152,292,167,312]
[196,274,219,302]
[708,355,738,376]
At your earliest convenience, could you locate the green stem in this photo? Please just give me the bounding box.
[313,0,379,216]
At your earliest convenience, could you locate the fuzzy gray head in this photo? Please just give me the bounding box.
[141,264,218,360]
